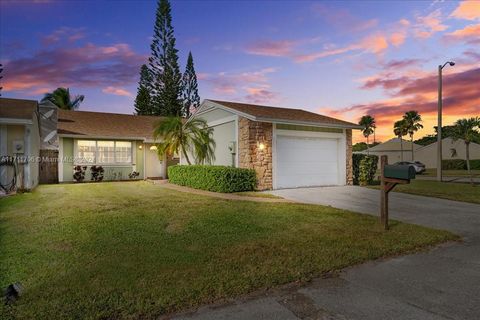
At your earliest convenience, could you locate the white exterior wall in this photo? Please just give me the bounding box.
[181,107,238,166]
[27,112,40,189]
[416,138,480,168]
[144,143,167,178]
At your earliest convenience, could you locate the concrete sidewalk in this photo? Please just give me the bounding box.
[171,186,480,320]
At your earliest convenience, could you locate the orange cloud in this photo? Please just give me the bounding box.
[450,0,480,21]
[322,66,480,143]
[414,9,448,39]
[360,34,389,54]
[102,86,132,97]
[443,23,480,44]
[390,32,406,46]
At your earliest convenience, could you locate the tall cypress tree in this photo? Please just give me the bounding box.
[182,52,200,118]
[148,0,183,116]
[134,64,153,115]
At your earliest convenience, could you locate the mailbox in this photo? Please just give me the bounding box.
[384,165,416,180]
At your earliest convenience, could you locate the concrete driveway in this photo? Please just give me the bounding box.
[173,186,480,320]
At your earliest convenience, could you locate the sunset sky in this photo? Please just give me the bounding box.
[1,0,479,143]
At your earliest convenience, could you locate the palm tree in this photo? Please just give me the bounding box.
[402,111,423,161]
[153,116,215,165]
[41,87,84,110]
[359,115,375,155]
[451,117,480,185]
[393,120,408,161]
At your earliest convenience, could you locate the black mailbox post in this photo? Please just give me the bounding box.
[380,156,415,230]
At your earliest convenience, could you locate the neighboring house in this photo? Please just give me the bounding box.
[184,99,361,190]
[57,109,176,182]
[355,138,422,165]
[0,98,40,191]
[415,137,480,168]
[357,137,480,168]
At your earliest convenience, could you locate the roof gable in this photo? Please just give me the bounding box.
[368,138,423,152]
[196,99,360,129]
[58,110,165,141]
[0,98,38,120]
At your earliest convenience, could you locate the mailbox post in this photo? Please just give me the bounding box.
[380,155,415,230]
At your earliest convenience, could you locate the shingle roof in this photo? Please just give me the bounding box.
[58,109,164,141]
[206,99,360,128]
[0,98,38,120]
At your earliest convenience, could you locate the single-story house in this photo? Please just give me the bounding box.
[355,138,423,165]
[184,99,361,190]
[415,137,480,168]
[57,109,177,182]
[0,98,40,191]
[356,137,480,168]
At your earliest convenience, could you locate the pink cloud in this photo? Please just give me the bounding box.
[443,23,480,44]
[413,9,448,39]
[201,68,278,102]
[244,86,277,104]
[42,27,86,46]
[102,86,132,97]
[245,40,296,57]
[360,34,389,54]
[327,65,480,142]
[293,33,389,63]
[390,32,406,46]
[450,1,480,21]
[2,42,145,94]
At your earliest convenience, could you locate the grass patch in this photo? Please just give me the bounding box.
[0,182,457,319]
[368,180,480,204]
[233,191,283,199]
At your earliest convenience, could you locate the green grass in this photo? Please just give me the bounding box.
[421,169,480,177]
[0,182,457,319]
[233,191,283,199]
[369,180,480,204]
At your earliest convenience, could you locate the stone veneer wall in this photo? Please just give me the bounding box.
[238,117,273,190]
[346,129,353,185]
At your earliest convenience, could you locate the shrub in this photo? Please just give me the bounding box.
[441,159,480,170]
[73,165,87,182]
[352,154,378,185]
[442,159,466,170]
[90,166,104,182]
[168,165,257,193]
[359,156,377,186]
[471,160,480,170]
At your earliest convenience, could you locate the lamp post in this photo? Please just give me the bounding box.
[437,61,455,182]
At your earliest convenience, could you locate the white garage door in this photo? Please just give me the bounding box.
[276,135,339,188]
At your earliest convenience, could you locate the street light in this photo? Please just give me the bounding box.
[437,61,455,182]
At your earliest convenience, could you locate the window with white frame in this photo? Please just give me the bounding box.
[76,140,133,164]
[77,140,96,163]
[97,141,115,163]
[115,141,132,163]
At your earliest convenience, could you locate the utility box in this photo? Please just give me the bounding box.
[384,165,416,180]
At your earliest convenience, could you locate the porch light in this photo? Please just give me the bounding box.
[258,142,265,151]
[138,145,143,150]
[150,145,158,151]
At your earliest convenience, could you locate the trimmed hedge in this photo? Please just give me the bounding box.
[168,165,257,193]
[442,159,480,170]
[352,154,379,185]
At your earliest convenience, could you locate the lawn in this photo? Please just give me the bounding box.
[0,182,456,319]
[233,191,283,199]
[369,180,480,204]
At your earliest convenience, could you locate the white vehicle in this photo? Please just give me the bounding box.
[394,161,426,174]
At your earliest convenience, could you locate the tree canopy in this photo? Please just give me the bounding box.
[148,0,183,116]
